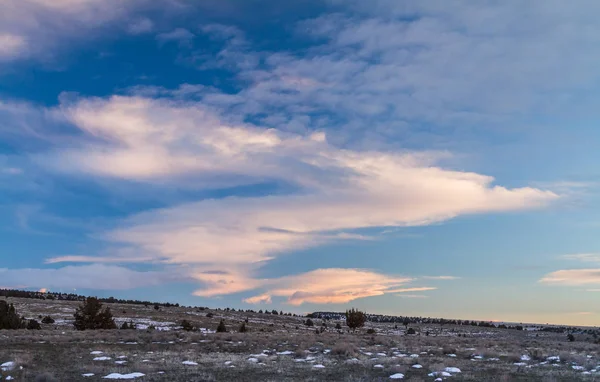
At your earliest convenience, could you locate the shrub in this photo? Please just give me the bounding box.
[41,315,55,324]
[305,318,314,327]
[239,322,247,332]
[121,321,136,330]
[366,328,376,334]
[0,300,25,329]
[35,373,58,382]
[73,297,117,330]
[154,304,160,311]
[181,319,195,332]
[567,333,575,342]
[407,328,416,335]
[206,312,214,318]
[216,319,227,333]
[346,308,366,331]
[335,323,342,330]
[27,319,42,330]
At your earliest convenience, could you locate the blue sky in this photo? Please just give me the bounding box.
[1,0,600,326]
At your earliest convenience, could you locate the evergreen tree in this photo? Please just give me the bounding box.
[73,297,117,330]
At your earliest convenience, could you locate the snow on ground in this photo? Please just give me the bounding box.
[94,357,112,361]
[389,373,404,379]
[1,361,16,371]
[90,351,103,355]
[313,364,325,369]
[412,364,423,369]
[445,367,462,373]
[102,372,145,379]
[82,373,95,377]
[181,361,198,366]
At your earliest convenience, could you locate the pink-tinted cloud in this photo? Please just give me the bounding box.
[540,269,600,286]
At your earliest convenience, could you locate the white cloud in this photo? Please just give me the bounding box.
[127,18,154,35]
[562,254,600,263]
[0,33,27,60]
[540,269,600,286]
[33,94,557,302]
[0,264,182,290]
[0,0,178,62]
[156,28,194,45]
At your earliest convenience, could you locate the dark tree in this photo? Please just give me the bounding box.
[305,318,314,327]
[216,319,227,333]
[567,333,575,342]
[73,297,117,330]
[0,300,25,329]
[239,322,247,332]
[335,322,342,330]
[345,308,366,332]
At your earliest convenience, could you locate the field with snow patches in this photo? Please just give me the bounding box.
[0,298,598,381]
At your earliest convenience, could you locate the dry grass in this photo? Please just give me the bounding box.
[0,297,598,381]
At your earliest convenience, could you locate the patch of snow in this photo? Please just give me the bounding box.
[277,351,293,355]
[247,358,259,363]
[447,354,457,357]
[572,366,585,370]
[182,361,198,366]
[412,364,423,369]
[547,356,560,362]
[94,357,112,361]
[224,361,232,365]
[115,361,127,365]
[90,351,103,355]
[377,353,387,357]
[102,372,145,379]
[313,364,325,369]
[521,355,531,361]
[514,362,526,366]
[445,367,462,373]
[1,362,15,371]
[389,373,404,379]
[374,364,384,369]
[410,354,419,358]
[82,373,95,377]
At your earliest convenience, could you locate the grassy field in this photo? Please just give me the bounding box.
[0,297,598,381]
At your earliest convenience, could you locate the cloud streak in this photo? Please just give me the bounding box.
[540,269,600,286]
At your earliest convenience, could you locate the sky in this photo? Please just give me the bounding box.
[1,0,599,326]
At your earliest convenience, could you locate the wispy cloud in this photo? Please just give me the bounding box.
[0,264,183,291]
[540,269,600,286]
[234,268,414,306]
[156,28,194,46]
[562,253,600,263]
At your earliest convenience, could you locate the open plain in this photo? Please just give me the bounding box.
[1,297,598,381]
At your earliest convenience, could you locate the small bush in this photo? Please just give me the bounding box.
[206,312,214,318]
[407,327,416,335]
[35,373,58,382]
[27,319,42,330]
[41,315,55,324]
[181,319,195,332]
[366,328,376,334]
[239,322,247,332]
[335,323,342,330]
[305,318,314,327]
[567,334,575,342]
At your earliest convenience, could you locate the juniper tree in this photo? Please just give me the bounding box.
[73,297,117,330]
